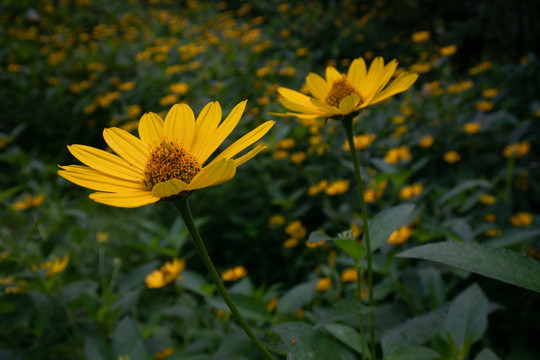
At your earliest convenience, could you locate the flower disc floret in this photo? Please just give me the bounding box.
[144,141,201,188]
[325,75,362,108]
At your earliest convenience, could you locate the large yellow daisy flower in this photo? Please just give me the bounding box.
[58,100,274,208]
[277,56,418,119]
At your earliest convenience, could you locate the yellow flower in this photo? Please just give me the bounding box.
[443,151,460,163]
[269,214,286,228]
[411,30,430,43]
[325,179,350,196]
[316,277,331,291]
[308,179,329,196]
[485,228,501,237]
[145,259,185,288]
[481,88,499,98]
[285,220,307,239]
[476,100,494,112]
[155,347,174,360]
[59,101,274,207]
[463,122,481,134]
[484,213,496,222]
[222,265,247,281]
[283,238,299,248]
[447,80,474,94]
[342,133,375,151]
[503,141,531,158]
[96,232,109,243]
[277,138,296,150]
[291,151,306,165]
[277,56,418,119]
[126,104,142,119]
[118,82,136,92]
[384,146,412,164]
[341,268,358,283]
[33,255,69,277]
[12,193,45,210]
[388,226,413,245]
[509,212,533,227]
[305,240,325,248]
[159,94,179,107]
[440,45,457,56]
[479,194,496,205]
[169,82,189,95]
[399,183,423,200]
[267,297,279,312]
[469,61,491,75]
[419,135,434,148]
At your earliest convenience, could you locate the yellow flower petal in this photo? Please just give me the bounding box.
[138,112,163,147]
[365,59,398,103]
[197,100,247,165]
[67,145,142,181]
[347,57,367,88]
[278,88,326,114]
[306,73,330,100]
[152,178,188,198]
[58,165,147,192]
[212,120,275,162]
[325,66,341,83]
[89,191,160,208]
[360,57,386,103]
[371,72,419,105]
[234,144,267,167]
[163,103,196,151]
[187,158,236,190]
[192,102,222,162]
[103,127,149,170]
[339,94,360,114]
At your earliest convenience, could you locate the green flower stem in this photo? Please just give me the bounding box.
[356,261,367,360]
[173,198,276,360]
[342,115,376,360]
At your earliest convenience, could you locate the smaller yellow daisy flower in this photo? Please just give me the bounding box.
[341,268,358,283]
[316,277,331,291]
[509,212,533,227]
[145,259,185,288]
[388,226,413,245]
[222,265,247,281]
[444,151,461,163]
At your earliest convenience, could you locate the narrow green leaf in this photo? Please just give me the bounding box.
[367,204,416,252]
[325,323,364,355]
[484,229,540,248]
[385,346,440,360]
[276,279,318,315]
[308,230,333,244]
[443,284,489,351]
[315,298,372,328]
[112,316,148,360]
[436,179,492,205]
[333,239,365,261]
[381,305,449,356]
[397,241,540,293]
[474,348,501,360]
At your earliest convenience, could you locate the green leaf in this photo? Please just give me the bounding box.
[484,229,540,248]
[397,241,540,293]
[112,316,148,360]
[276,279,318,315]
[474,348,501,360]
[269,322,355,359]
[381,305,449,357]
[207,293,271,322]
[385,346,440,360]
[367,204,416,252]
[443,284,489,351]
[436,180,492,205]
[61,280,98,303]
[84,336,110,360]
[308,230,333,244]
[333,239,365,261]
[315,298,372,328]
[325,323,364,355]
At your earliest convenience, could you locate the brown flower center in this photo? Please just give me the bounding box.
[325,74,362,108]
[143,140,201,188]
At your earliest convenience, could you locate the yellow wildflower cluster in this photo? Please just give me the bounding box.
[316,277,332,291]
[342,134,376,151]
[364,180,387,203]
[476,100,494,112]
[447,80,474,94]
[222,266,247,282]
[33,255,69,277]
[145,259,185,289]
[308,179,329,196]
[268,214,286,229]
[479,194,496,205]
[283,220,307,248]
[469,61,492,75]
[503,141,531,158]
[388,226,413,245]
[341,267,358,283]
[411,30,430,43]
[12,193,45,211]
[419,135,434,148]
[463,122,481,134]
[399,183,423,200]
[325,179,350,196]
[384,146,412,164]
[509,212,533,227]
[444,151,461,163]
[440,45,457,56]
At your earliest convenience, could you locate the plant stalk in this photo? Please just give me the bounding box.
[173,198,275,360]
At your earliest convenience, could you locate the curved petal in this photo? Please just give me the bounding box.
[339,94,361,114]
[370,72,419,105]
[191,102,222,162]
[234,144,267,167]
[187,158,236,190]
[357,57,385,103]
[58,165,147,192]
[310,98,341,115]
[364,59,398,105]
[347,57,367,88]
[325,66,342,83]
[163,103,195,151]
[211,120,275,163]
[89,191,160,208]
[197,100,247,165]
[278,88,327,115]
[103,127,149,170]
[306,73,330,100]
[138,112,163,148]
[67,145,142,181]
[151,178,188,198]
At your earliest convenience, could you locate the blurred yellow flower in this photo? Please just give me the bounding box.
[84,103,98,115]
[440,45,457,56]
[268,214,286,228]
[285,220,307,239]
[222,265,247,281]
[267,297,279,312]
[503,141,530,158]
[384,146,412,164]
[479,194,496,205]
[169,82,189,95]
[481,88,499,98]
[308,179,329,196]
[484,213,496,222]
[342,133,375,151]
[59,101,274,207]
[447,80,474,94]
[399,183,423,200]
[159,94,179,107]
[316,277,331,291]
[411,30,430,43]
[33,255,69,277]
[469,61,491,75]
[278,56,418,119]
[12,193,45,210]
[291,151,306,165]
[305,240,325,248]
[419,135,434,148]
[509,212,532,227]
[277,138,296,150]
[485,228,501,237]
[155,347,174,360]
[283,238,299,248]
[410,63,431,74]
[444,151,461,163]
[325,179,350,195]
[476,100,494,112]
[145,259,185,288]
[388,226,413,245]
[96,232,109,243]
[126,104,142,119]
[118,82,136,92]
[463,122,481,134]
[273,150,288,160]
[341,268,358,283]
